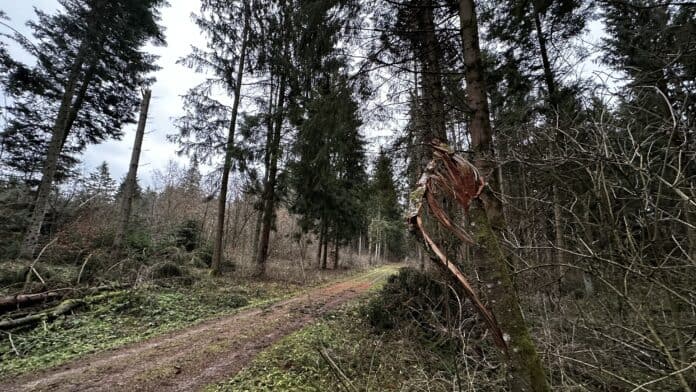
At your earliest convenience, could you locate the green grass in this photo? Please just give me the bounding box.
[0,277,301,376]
[208,265,510,392]
[208,301,462,391]
[0,265,400,378]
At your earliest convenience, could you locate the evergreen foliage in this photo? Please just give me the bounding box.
[81,162,116,203]
[289,75,368,247]
[0,0,167,183]
[368,150,405,259]
[603,0,695,127]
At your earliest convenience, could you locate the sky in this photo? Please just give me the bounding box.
[1,0,206,186]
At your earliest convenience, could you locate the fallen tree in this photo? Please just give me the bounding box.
[0,299,85,329]
[0,291,66,312]
[0,289,127,330]
[0,284,130,315]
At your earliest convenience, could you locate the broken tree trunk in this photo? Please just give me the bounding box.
[406,142,506,350]
[0,284,130,315]
[0,299,85,330]
[0,291,64,312]
[407,140,550,390]
[114,89,152,249]
[458,0,550,388]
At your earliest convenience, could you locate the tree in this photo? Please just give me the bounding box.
[375,0,451,170]
[368,150,404,260]
[603,1,695,127]
[4,0,167,259]
[173,0,253,275]
[290,74,368,269]
[458,0,550,389]
[114,89,151,249]
[82,161,116,203]
[254,0,362,276]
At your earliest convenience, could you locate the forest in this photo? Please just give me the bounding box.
[0,0,694,391]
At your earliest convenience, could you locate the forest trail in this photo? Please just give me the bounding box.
[1,265,400,392]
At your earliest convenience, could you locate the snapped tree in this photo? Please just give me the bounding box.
[2,0,167,259]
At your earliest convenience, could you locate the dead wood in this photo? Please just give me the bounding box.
[0,284,130,315]
[0,291,65,312]
[0,299,85,329]
[406,140,507,351]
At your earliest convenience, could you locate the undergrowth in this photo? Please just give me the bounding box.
[210,269,494,392]
[0,276,301,376]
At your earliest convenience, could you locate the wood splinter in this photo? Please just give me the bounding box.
[406,140,507,352]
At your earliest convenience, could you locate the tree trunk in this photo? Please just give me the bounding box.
[211,18,250,276]
[321,232,328,270]
[60,59,98,150]
[20,41,90,259]
[0,299,85,330]
[532,7,580,294]
[358,233,362,258]
[114,89,152,249]
[316,224,325,268]
[333,235,340,270]
[532,7,557,107]
[255,75,287,277]
[415,0,447,166]
[458,0,550,390]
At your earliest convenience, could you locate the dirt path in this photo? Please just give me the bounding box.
[1,266,398,392]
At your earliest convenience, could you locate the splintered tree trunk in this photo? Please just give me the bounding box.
[458,0,550,390]
[114,89,152,249]
[211,19,250,276]
[255,75,287,277]
[20,41,90,260]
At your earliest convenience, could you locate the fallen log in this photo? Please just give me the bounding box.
[0,284,130,315]
[0,291,65,312]
[0,299,85,330]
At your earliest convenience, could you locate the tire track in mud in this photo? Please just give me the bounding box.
[1,266,397,392]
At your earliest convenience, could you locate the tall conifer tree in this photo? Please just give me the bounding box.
[2,0,167,259]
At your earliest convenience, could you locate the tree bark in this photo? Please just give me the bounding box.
[20,40,90,259]
[211,17,250,276]
[316,224,325,268]
[415,0,447,167]
[0,291,63,313]
[114,89,152,249]
[255,75,287,277]
[458,0,550,390]
[333,235,340,270]
[0,299,85,330]
[321,232,328,270]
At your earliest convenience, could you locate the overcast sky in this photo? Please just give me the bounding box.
[2,0,205,186]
